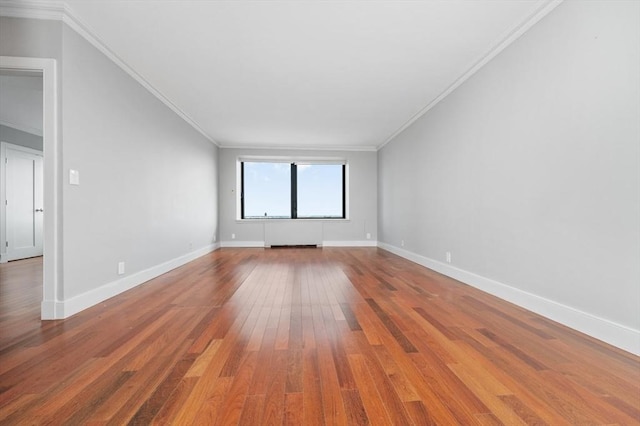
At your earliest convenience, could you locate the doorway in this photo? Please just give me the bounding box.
[0,56,59,320]
[1,143,44,261]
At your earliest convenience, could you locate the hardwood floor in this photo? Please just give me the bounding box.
[0,248,638,425]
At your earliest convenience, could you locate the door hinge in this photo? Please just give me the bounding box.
[5,241,7,247]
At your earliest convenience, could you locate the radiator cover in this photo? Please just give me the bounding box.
[264,221,323,247]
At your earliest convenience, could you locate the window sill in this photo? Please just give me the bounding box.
[236,218,350,223]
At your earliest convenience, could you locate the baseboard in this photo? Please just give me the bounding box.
[46,243,218,319]
[220,240,265,248]
[41,299,59,319]
[322,240,378,247]
[377,242,640,356]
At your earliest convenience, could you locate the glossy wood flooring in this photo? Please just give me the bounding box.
[1,249,639,425]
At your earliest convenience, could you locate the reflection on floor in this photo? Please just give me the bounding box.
[0,256,42,321]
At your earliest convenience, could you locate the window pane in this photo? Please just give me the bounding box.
[297,164,343,218]
[243,162,291,218]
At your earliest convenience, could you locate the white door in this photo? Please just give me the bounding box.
[4,144,43,261]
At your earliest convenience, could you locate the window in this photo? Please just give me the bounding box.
[241,160,346,219]
[242,162,291,219]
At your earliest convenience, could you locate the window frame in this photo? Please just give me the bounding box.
[238,157,348,221]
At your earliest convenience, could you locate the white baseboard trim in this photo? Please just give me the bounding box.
[41,299,58,319]
[43,243,218,320]
[220,240,265,248]
[377,242,640,356]
[322,240,378,247]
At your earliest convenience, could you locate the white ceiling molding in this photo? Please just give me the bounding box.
[377,0,564,150]
[0,0,220,146]
[0,0,65,21]
[0,119,43,137]
[218,143,377,153]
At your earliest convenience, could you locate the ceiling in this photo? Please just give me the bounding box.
[7,0,559,150]
[0,72,43,136]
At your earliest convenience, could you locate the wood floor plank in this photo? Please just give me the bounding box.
[447,362,530,426]
[371,344,420,402]
[453,337,574,426]
[119,350,196,425]
[259,349,288,425]
[149,375,198,425]
[95,322,199,424]
[212,351,259,425]
[283,392,303,426]
[347,353,394,426]
[238,393,265,426]
[302,347,326,425]
[0,248,638,425]
[341,388,369,425]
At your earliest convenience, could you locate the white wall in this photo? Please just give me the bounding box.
[219,148,377,246]
[1,17,219,316]
[378,0,640,354]
[60,24,219,302]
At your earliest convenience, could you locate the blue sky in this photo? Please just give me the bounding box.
[244,162,342,218]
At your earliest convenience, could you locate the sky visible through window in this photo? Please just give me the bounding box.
[243,162,343,218]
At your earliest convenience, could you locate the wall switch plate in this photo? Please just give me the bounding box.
[69,169,80,185]
[118,262,125,275]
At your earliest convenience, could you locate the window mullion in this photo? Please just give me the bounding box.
[241,162,245,219]
[291,163,297,219]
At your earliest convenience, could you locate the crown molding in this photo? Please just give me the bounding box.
[0,0,65,20]
[0,0,220,147]
[218,143,377,152]
[377,0,564,151]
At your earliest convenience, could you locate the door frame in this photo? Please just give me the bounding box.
[0,56,60,320]
[0,142,44,261]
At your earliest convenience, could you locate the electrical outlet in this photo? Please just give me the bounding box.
[366,233,371,240]
[401,240,405,247]
[446,251,452,263]
[231,233,236,240]
[189,241,193,249]
[213,234,217,242]
[118,261,125,275]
